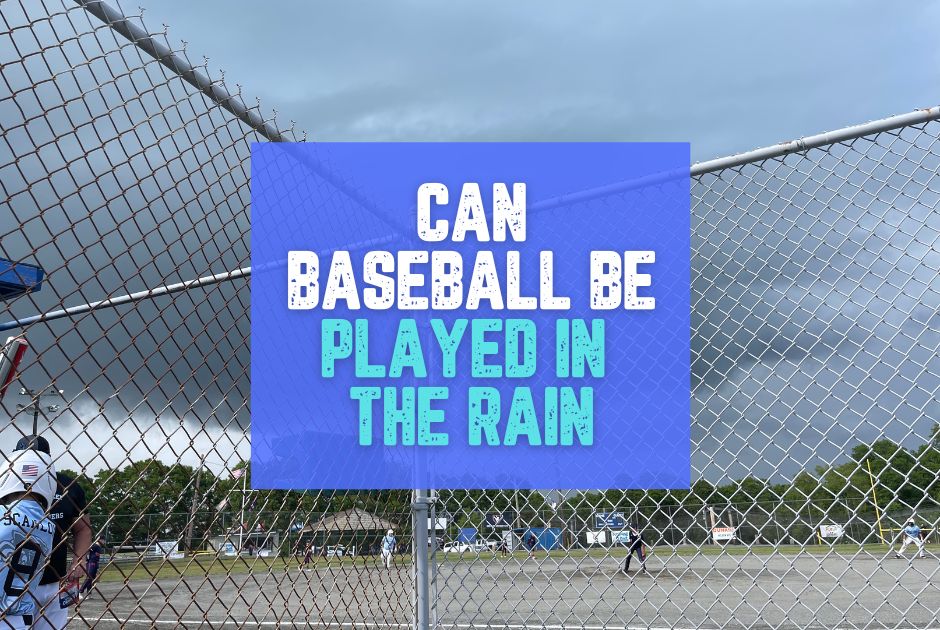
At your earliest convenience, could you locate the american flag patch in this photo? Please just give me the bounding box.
[21,464,38,478]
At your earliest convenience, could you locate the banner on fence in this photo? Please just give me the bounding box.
[153,540,180,558]
[594,512,626,529]
[586,530,607,545]
[485,512,513,529]
[819,524,844,539]
[712,526,735,542]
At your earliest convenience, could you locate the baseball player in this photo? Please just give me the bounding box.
[622,525,647,575]
[14,436,91,630]
[895,519,926,560]
[525,532,538,557]
[381,529,396,570]
[79,538,105,596]
[0,447,57,629]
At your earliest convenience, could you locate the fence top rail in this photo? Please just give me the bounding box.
[4,102,938,333]
[691,105,940,176]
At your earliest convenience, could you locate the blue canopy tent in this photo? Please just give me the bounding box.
[0,259,44,300]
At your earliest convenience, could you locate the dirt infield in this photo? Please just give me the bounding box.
[73,551,938,629]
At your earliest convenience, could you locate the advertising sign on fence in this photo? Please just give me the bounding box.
[485,512,513,529]
[594,512,626,529]
[819,524,844,539]
[587,531,607,545]
[613,531,630,546]
[153,540,180,557]
[712,527,735,542]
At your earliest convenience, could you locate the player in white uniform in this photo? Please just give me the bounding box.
[0,448,57,629]
[895,520,926,560]
[381,529,396,570]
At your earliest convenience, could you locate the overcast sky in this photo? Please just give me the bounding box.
[129,0,940,161]
[3,1,939,484]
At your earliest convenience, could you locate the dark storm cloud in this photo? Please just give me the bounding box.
[2,0,938,481]
[133,1,939,158]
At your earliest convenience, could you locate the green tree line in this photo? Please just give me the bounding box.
[61,424,939,547]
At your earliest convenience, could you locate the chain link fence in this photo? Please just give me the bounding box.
[1,1,938,628]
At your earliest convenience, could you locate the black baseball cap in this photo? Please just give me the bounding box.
[14,434,50,455]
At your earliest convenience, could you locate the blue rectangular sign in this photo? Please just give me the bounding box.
[594,512,627,529]
[251,143,691,489]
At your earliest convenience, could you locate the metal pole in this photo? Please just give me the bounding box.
[0,234,395,332]
[238,471,247,553]
[691,105,940,176]
[428,490,438,630]
[74,0,407,232]
[185,463,203,553]
[6,97,940,334]
[32,403,38,436]
[413,489,431,630]
[708,506,717,544]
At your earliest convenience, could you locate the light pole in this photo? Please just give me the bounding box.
[17,386,64,434]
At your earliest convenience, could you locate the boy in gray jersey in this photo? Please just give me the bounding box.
[895,520,926,560]
[0,448,57,629]
[14,436,90,630]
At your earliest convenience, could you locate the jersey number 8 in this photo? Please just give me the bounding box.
[4,541,42,597]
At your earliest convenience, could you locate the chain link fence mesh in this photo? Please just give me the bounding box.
[433,122,940,628]
[1,1,938,628]
[1,1,414,627]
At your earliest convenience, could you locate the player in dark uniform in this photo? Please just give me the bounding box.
[525,532,538,556]
[14,435,91,630]
[622,525,647,575]
[79,537,104,596]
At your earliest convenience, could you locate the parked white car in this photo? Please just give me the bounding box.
[441,541,496,554]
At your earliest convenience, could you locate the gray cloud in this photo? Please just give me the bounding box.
[132,0,940,158]
[1,0,938,486]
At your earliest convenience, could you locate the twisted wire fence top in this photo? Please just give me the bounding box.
[1,1,938,629]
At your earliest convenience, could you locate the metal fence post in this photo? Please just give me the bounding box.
[413,489,432,630]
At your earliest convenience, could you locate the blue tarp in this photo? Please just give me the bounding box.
[518,527,562,550]
[0,259,43,299]
[457,528,477,544]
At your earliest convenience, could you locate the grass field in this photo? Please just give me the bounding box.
[96,542,940,583]
[78,547,940,629]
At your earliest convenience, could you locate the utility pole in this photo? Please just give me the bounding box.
[237,467,248,553]
[184,461,204,552]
